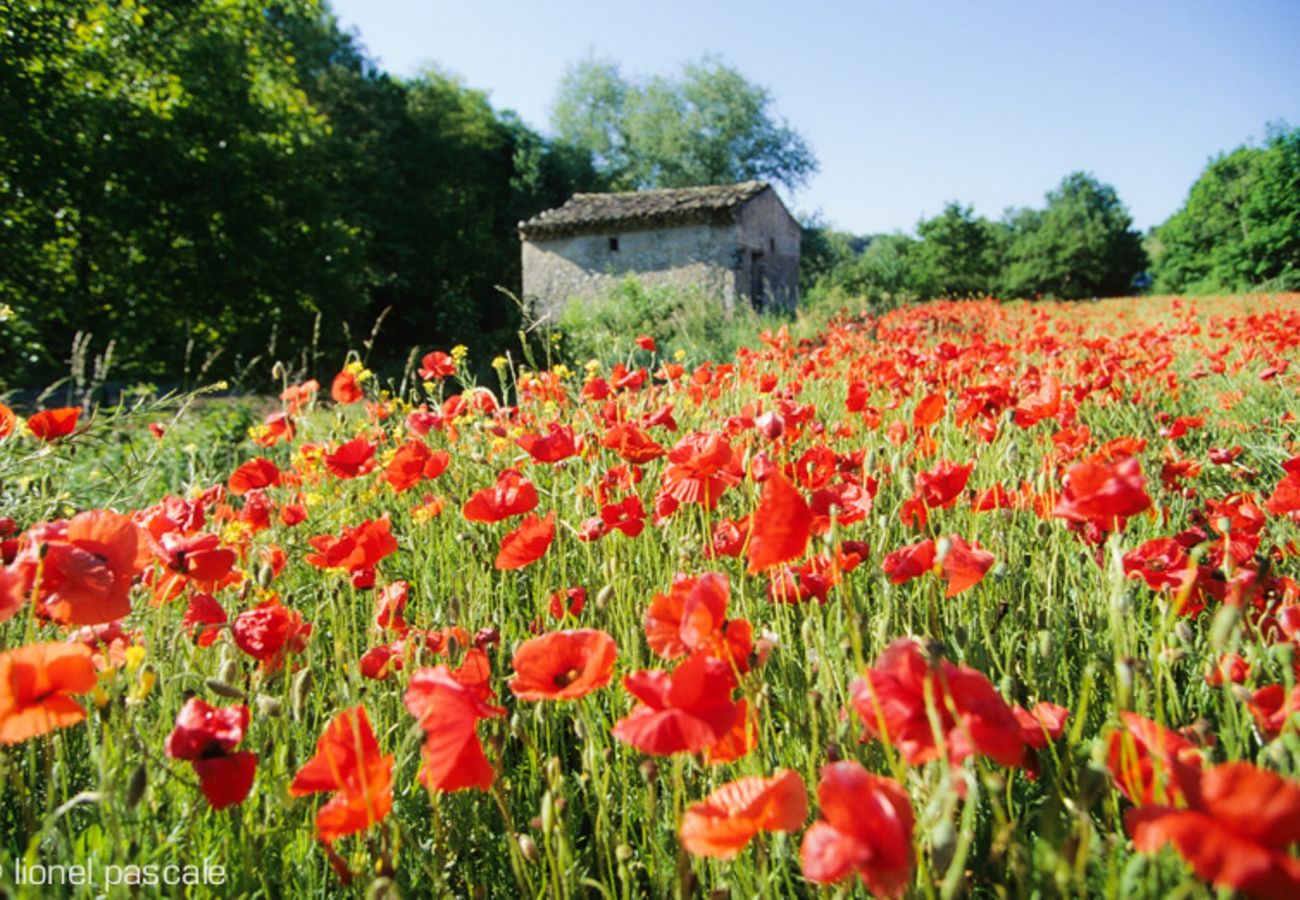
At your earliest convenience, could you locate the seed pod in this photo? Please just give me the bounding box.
[206,678,246,700]
[126,763,147,809]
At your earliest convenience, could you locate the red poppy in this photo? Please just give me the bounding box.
[1053,457,1152,533]
[232,596,312,669]
[26,406,81,441]
[228,458,282,496]
[517,424,578,463]
[635,335,657,352]
[151,531,237,601]
[612,651,741,756]
[548,586,586,621]
[182,592,227,647]
[914,459,972,509]
[912,391,945,431]
[331,370,364,404]
[494,512,554,570]
[600,423,666,464]
[290,706,393,843]
[508,629,617,700]
[324,437,377,479]
[1127,761,1300,898]
[645,572,729,660]
[385,441,450,492]
[850,638,1024,768]
[1013,375,1061,427]
[660,433,742,508]
[374,580,409,634]
[746,471,812,574]
[881,539,936,585]
[800,761,914,897]
[0,402,16,439]
[463,469,538,523]
[404,665,505,792]
[940,535,995,597]
[305,516,399,574]
[165,698,256,810]
[1265,457,1300,517]
[0,642,98,744]
[679,769,807,858]
[15,510,148,625]
[418,351,456,380]
[1106,712,1204,806]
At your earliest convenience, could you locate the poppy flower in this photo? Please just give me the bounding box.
[644,572,731,660]
[679,769,807,859]
[26,407,81,441]
[165,698,256,810]
[463,469,538,523]
[850,638,1024,769]
[494,512,554,570]
[745,471,812,574]
[800,761,914,896]
[0,402,16,439]
[1106,711,1204,806]
[1053,457,1152,533]
[290,706,393,843]
[940,535,995,597]
[660,433,742,508]
[914,459,972,509]
[324,437,377,479]
[331,370,364,404]
[418,351,456,380]
[16,510,148,625]
[305,516,399,573]
[404,665,505,792]
[612,651,740,756]
[374,580,409,634]
[385,441,450,492]
[232,596,312,669]
[1127,761,1300,898]
[548,586,586,621]
[1265,457,1300,517]
[182,592,227,647]
[881,539,936,585]
[635,335,657,352]
[0,642,98,744]
[600,423,666,464]
[228,458,282,496]
[516,424,578,463]
[1013,375,1061,427]
[508,629,617,700]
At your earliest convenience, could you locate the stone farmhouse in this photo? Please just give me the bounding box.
[518,181,800,322]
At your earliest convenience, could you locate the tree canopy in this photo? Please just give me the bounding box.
[552,57,818,192]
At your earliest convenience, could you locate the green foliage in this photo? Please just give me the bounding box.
[1152,123,1300,293]
[1002,172,1148,299]
[552,57,817,192]
[0,2,599,391]
[908,202,1004,298]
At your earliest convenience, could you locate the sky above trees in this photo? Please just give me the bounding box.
[328,0,1300,235]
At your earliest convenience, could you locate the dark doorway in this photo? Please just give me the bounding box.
[750,252,766,312]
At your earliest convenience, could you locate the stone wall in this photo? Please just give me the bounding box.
[736,188,802,311]
[522,223,739,324]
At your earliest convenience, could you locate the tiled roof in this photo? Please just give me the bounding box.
[519,181,770,239]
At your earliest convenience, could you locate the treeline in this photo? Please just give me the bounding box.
[0,0,602,391]
[804,125,1300,305]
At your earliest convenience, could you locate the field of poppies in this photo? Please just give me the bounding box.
[2,294,1300,897]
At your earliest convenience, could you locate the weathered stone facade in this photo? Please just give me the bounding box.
[519,182,800,323]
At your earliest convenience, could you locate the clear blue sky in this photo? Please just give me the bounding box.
[327,0,1300,235]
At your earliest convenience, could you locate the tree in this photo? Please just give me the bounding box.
[1002,173,1147,299]
[908,203,1003,298]
[1152,123,1300,293]
[552,57,817,191]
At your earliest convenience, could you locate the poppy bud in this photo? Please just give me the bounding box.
[595,585,614,611]
[257,563,274,588]
[953,625,968,648]
[206,678,246,700]
[126,762,147,809]
[540,791,556,833]
[291,668,313,720]
[615,844,634,863]
[516,833,539,864]
[1173,622,1195,646]
[475,627,501,652]
[545,757,563,788]
[1037,630,1053,658]
[218,659,241,685]
[638,760,658,785]
[807,689,822,707]
[365,877,399,900]
[256,695,283,717]
[1115,657,1135,691]
[824,743,841,762]
[931,820,956,873]
[1209,604,1240,649]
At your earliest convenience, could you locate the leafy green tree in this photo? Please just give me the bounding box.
[1002,173,1147,299]
[908,203,1003,298]
[1152,123,1300,292]
[552,57,817,191]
